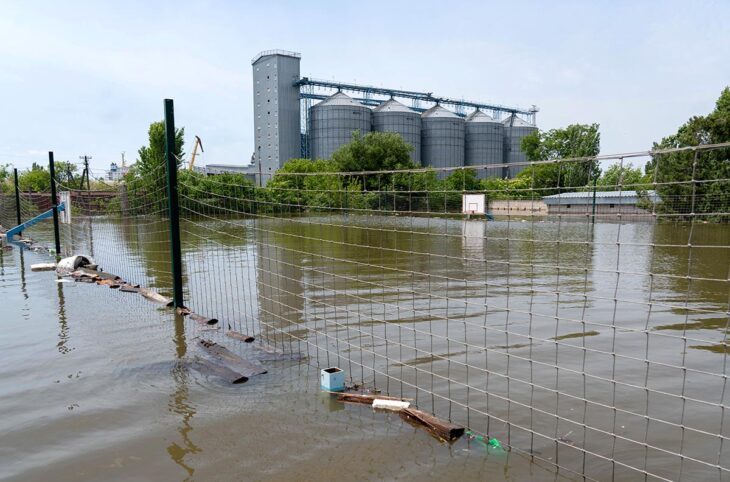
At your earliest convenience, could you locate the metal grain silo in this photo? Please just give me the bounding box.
[420,105,465,175]
[502,114,537,177]
[372,98,421,164]
[309,92,371,160]
[465,110,504,178]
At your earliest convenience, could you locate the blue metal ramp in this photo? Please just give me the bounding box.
[6,202,65,239]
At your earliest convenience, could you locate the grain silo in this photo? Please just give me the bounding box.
[502,114,537,177]
[421,105,465,175]
[372,98,422,164]
[309,92,372,160]
[465,110,504,178]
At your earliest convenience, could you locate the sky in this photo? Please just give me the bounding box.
[1,0,728,174]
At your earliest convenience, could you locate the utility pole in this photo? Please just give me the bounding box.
[79,155,92,190]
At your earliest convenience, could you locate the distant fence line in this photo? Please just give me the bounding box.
[2,108,729,482]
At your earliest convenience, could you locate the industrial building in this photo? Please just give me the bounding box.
[251,49,538,184]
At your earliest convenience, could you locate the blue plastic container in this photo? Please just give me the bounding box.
[320,367,345,392]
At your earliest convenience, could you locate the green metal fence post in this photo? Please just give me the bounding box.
[591,175,598,225]
[13,168,22,235]
[48,151,62,255]
[164,99,184,308]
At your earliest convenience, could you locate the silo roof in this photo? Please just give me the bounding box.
[465,110,497,123]
[422,105,460,119]
[316,91,367,107]
[502,114,534,127]
[373,98,415,113]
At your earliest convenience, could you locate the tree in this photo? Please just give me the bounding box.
[0,164,9,192]
[124,120,185,214]
[519,123,601,194]
[54,161,78,186]
[137,121,185,177]
[331,131,416,192]
[18,166,51,192]
[647,87,730,218]
[597,164,649,190]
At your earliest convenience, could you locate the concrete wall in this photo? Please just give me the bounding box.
[489,200,548,216]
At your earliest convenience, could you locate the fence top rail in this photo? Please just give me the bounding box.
[263,142,730,177]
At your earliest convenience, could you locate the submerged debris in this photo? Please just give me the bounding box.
[198,339,267,378]
[226,330,255,343]
[31,263,57,271]
[399,408,465,443]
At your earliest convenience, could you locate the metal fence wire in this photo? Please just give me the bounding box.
[3,143,729,481]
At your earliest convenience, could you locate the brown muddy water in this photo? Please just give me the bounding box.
[1,215,729,481]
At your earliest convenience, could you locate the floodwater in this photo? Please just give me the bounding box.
[1,214,729,481]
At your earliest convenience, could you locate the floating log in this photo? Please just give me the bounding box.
[138,287,173,306]
[97,279,120,287]
[198,339,267,377]
[190,313,218,326]
[77,266,120,281]
[119,284,140,293]
[189,357,248,384]
[226,330,255,343]
[336,393,408,405]
[399,408,465,442]
[31,263,57,271]
[176,307,192,316]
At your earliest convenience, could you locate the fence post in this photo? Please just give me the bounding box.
[13,168,22,235]
[48,151,62,256]
[164,98,184,308]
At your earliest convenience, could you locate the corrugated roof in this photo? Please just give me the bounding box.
[502,114,534,127]
[543,190,656,199]
[422,105,460,119]
[542,190,660,205]
[465,110,497,123]
[373,98,416,113]
[316,91,368,108]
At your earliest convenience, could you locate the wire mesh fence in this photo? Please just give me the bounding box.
[2,142,729,481]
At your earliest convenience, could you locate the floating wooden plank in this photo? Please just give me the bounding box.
[31,263,57,271]
[97,279,120,287]
[138,287,173,306]
[188,357,248,384]
[226,330,255,343]
[77,266,121,281]
[198,339,267,377]
[399,408,465,442]
[336,393,407,405]
[190,313,218,325]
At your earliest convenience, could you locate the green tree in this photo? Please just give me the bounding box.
[646,87,730,218]
[124,121,185,214]
[0,164,9,192]
[519,123,601,194]
[18,167,51,192]
[266,158,348,212]
[597,164,649,190]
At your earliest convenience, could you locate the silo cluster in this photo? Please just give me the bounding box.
[308,92,535,178]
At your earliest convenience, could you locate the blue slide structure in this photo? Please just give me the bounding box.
[6,202,65,239]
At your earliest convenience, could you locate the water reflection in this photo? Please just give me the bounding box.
[166,312,200,479]
[56,266,72,354]
[19,248,28,299]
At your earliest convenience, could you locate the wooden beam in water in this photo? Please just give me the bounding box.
[198,339,267,377]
